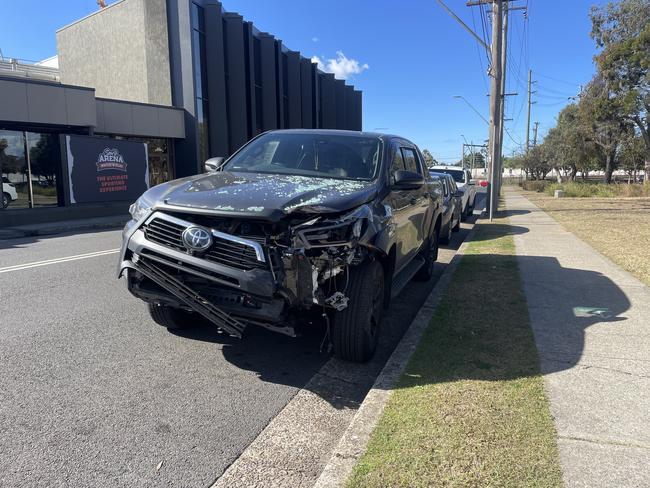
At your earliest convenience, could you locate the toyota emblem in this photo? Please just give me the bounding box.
[182,226,213,252]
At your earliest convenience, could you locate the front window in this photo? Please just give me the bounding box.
[437,169,465,183]
[223,133,382,180]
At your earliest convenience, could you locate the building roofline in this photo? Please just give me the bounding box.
[56,0,127,33]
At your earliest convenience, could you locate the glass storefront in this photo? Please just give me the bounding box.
[0,129,61,209]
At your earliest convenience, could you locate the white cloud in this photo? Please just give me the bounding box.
[311,51,369,80]
[312,37,319,42]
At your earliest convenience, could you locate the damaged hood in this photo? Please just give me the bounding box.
[151,171,378,221]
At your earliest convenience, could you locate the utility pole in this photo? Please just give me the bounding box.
[525,69,536,153]
[497,1,509,197]
[486,0,503,220]
[461,143,466,168]
[533,121,540,146]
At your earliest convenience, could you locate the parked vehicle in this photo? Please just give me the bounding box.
[2,177,18,208]
[429,172,462,244]
[429,166,476,220]
[118,130,443,362]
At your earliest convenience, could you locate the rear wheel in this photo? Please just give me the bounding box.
[461,202,468,221]
[331,260,384,363]
[148,303,196,330]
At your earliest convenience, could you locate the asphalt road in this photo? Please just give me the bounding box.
[0,192,484,488]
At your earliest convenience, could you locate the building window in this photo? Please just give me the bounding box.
[0,129,61,209]
[282,52,289,128]
[253,36,263,133]
[191,3,210,164]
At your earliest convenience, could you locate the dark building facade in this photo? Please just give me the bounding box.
[0,0,362,226]
[58,0,362,178]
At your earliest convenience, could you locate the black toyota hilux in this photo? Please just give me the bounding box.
[119,130,443,362]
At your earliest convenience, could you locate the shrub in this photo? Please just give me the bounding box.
[520,180,551,192]
[544,182,650,198]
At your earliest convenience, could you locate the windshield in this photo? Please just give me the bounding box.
[223,132,382,180]
[436,169,465,183]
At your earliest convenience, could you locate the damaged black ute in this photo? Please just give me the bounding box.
[118,130,443,362]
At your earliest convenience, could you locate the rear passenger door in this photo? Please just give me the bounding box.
[400,146,429,256]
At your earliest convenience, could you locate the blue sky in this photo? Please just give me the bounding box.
[0,0,606,163]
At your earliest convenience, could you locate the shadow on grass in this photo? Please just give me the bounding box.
[399,252,629,388]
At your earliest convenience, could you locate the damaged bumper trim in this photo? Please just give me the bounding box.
[132,255,246,338]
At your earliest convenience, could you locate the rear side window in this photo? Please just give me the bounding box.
[401,147,420,174]
[391,147,405,174]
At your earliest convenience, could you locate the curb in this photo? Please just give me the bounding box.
[313,213,484,488]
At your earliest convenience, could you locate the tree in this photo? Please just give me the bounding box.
[620,132,646,181]
[460,151,485,169]
[422,149,435,166]
[578,76,629,183]
[29,135,59,186]
[591,0,650,180]
[542,104,591,182]
[522,145,550,180]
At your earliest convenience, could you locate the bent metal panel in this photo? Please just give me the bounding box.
[65,135,149,204]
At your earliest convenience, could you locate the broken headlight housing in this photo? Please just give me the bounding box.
[293,205,372,249]
[129,195,153,222]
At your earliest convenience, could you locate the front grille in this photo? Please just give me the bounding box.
[204,236,267,271]
[144,218,186,251]
[142,216,267,272]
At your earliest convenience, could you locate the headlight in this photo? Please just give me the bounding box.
[129,196,152,221]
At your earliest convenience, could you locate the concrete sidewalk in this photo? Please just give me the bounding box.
[0,214,128,240]
[505,189,650,487]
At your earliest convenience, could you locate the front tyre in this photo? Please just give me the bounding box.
[148,303,196,330]
[415,223,439,281]
[2,193,10,209]
[331,260,384,363]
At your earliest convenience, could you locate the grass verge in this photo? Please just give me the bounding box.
[522,191,650,287]
[348,216,563,488]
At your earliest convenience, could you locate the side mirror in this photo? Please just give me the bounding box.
[204,156,225,172]
[393,170,425,190]
[454,190,464,198]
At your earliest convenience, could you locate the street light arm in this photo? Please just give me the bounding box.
[453,96,489,125]
[435,0,491,55]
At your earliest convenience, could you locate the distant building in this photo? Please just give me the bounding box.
[0,0,362,226]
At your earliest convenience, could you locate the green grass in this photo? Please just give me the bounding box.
[348,217,563,488]
[545,181,650,198]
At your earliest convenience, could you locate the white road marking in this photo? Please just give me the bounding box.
[0,249,120,274]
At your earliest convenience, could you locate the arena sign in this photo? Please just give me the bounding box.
[65,135,148,204]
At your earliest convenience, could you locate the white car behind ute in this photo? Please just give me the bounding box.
[428,166,476,220]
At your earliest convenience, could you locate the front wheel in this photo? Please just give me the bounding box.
[2,193,10,209]
[331,260,384,363]
[415,224,439,281]
[452,212,461,232]
[148,303,196,330]
[440,218,452,244]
